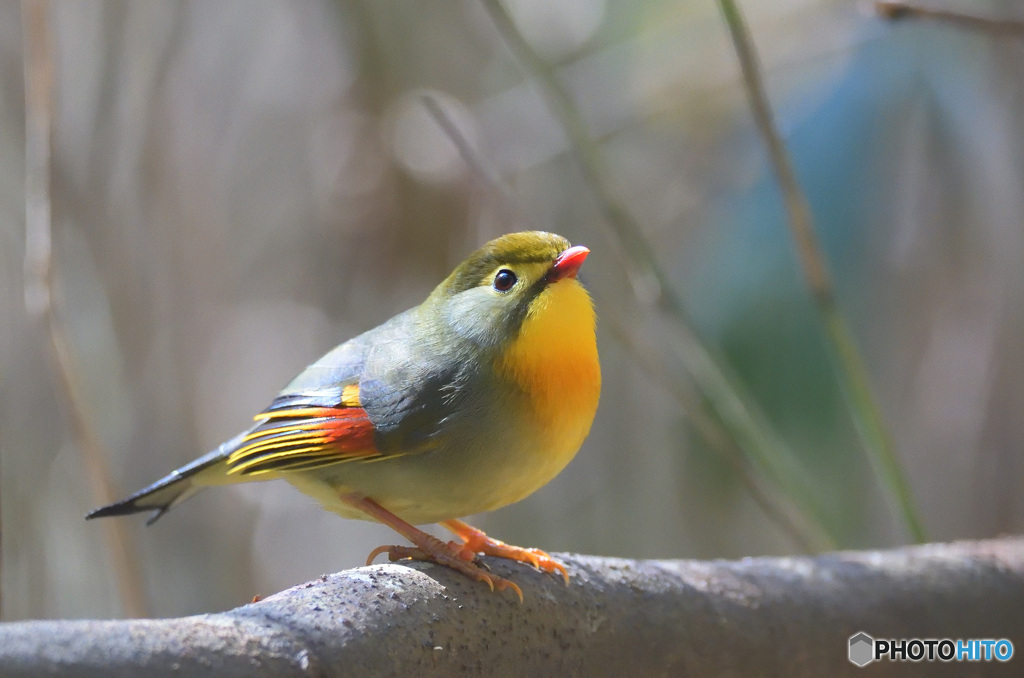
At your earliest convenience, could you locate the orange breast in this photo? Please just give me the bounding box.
[496,278,601,464]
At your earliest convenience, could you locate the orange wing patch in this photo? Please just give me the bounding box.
[226,405,378,476]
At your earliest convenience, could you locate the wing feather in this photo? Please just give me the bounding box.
[225,397,379,476]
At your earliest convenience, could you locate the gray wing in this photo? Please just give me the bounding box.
[223,308,466,474]
[343,308,479,456]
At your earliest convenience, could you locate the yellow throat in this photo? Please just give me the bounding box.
[497,277,601,458]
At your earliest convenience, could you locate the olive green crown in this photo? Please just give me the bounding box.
[442,231,571,295]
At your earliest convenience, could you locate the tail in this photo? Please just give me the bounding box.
[85,429,251,526]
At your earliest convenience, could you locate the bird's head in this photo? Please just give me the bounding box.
[427,231,592,351]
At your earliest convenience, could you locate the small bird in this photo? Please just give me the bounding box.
[87,231,601,599]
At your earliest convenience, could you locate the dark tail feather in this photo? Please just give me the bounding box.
[85,430,249,525]
[85,473,200,526]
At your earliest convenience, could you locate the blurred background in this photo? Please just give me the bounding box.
[3,0,1024,620]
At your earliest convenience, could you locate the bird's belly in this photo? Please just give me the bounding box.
[283,412,585,525]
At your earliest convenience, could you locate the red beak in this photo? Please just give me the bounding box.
[547,245,590,282]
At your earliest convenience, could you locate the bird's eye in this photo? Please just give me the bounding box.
[493,269,517,292]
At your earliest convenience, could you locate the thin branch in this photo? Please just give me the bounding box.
[21,0,52,319]
[418,92,527,236]
[603,317,829,552]
[717,0,926,543]
[875,1,1024,36]
[478,0,837,551]
[0,538,1021,676]
[419,95,512,207]
[21,0,149,618]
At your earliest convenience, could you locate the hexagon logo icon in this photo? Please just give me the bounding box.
[849,632,875,667]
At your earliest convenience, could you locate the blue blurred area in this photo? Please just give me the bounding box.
[684,18,1018,544]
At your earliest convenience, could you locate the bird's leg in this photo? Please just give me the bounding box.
[338,494,524,601]
[440,518,569,585]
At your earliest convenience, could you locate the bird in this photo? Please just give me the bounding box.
[87,231,601,599]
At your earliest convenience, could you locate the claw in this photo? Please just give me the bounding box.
[441,518,570,587]
[339,494,547,602]
[364,541,521,600]
[493,578,523,602]
[366,544,394,565]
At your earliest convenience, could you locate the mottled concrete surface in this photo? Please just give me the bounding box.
[2,539,1022,677]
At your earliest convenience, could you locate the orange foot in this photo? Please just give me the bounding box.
[440,518,569,585]
[339,494,529,600]
[367,542,524,601]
